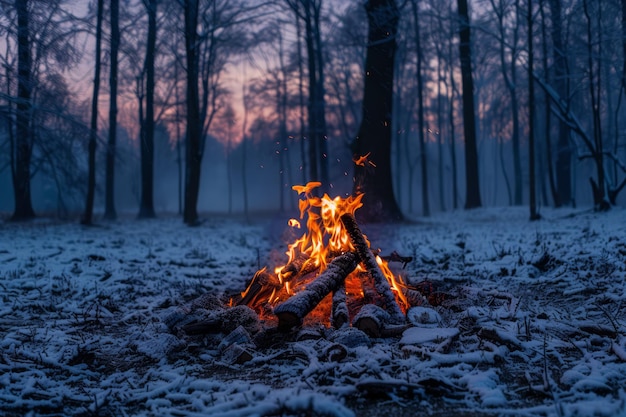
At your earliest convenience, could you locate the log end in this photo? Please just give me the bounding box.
[275,311,302,332]
[354,316,381,338]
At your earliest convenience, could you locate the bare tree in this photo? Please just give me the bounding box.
[138,0,157,218]
[183,0,202,225]
[488,0,523,205]
[410,0,430,217]
[457,0,482,209]
[11,0,35,220]
[582,0,607,210]
[528,0,539,220]
[548,0,571,206]
[285,0,329,192]
[352,0,403,222]
[82,0,104,225]
[104,0,120,220]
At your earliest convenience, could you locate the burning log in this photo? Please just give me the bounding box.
[273,251,358,330]
[381,251,414,268]
[400,287,427,307]
[331,283,349,329]
[278,253,320,282]
[340,213,405,324]
[237,268,282,307]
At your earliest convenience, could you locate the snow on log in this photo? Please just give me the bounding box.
[340,213,405,324]
[278,253,307,281]
[353,304,391,338]
[273,251,358,331]
[331,283,349,329]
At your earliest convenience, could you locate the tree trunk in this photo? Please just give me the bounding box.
[435,25,445,212]
[447,4,459,210]
[104,0,119,220]
[548,0,571,206]
[184,0,202,225]
[539,0,560,207]
[582,0,607,211]
[411,0,430,217]
[457,0,482,209]
[295,10,308,184]
[241,80,250,223]
[528,0,539,220]
[82,0,104,225]
[277,30,289,211]
[312,1,329,191]
[623,0,626,93]
[12,0,35,221]
[352,0,404,222]
[139,0,157,219]
[303,2,319,186]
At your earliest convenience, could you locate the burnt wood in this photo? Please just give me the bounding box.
[331,283,349,329]
[340,213,405,323]
[273,251,358,331]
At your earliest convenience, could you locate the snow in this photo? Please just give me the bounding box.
[1,207,626,416]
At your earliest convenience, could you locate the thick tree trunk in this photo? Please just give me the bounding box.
[312,1,329,191]
[184,0,202,225]
[82,0,104,225]
[104,0,119,220]
[412,0,430,217]
[12,0,35,221]
[548,0,571,206]
[457,0,482,209]
[352,0,404,222]
[539,0,560,207]
[139,0,157,219]
[304,3,319,186]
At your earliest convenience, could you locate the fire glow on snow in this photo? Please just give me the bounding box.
[1,206,626,416]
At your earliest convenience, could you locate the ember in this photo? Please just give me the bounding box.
[233,182,416,335]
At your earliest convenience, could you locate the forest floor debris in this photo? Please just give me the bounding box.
[1,207,625,416]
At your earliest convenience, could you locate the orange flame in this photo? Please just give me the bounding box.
[353,153,376,168]
[243,182,408,318]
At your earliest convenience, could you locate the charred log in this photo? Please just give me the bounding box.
[331,283,349,329]
[340,213,405,323]
[237,268,282,307]
[278,253,309,281]
[273,251,358,331]
[181,305,260,335]
[353,304,390,338]
[400,287,426,307]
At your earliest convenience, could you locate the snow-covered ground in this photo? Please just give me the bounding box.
[1,207,625,416]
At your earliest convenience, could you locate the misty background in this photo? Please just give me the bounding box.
[1,0,625,221]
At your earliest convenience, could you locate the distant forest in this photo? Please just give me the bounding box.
[1,0,625,222]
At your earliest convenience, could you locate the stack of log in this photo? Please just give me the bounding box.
[236,213,415,337]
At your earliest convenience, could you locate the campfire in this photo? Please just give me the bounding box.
[160,179,461,364]
[231,181,418,337]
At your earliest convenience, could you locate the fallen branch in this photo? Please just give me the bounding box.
[273,252,358,330]
[340,213,405,324]
[381,251,413,269]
